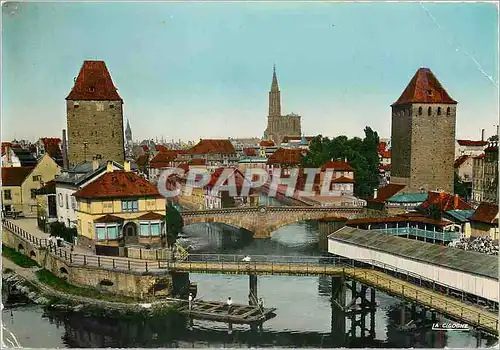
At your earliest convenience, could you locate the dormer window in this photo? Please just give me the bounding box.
[426,90,433,96]
[89,86,95,93]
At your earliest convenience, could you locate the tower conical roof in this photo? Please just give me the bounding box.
[270,64,279,92]
[66,61,122,101]
[392,68,457,106]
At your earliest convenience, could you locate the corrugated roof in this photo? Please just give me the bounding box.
[329,227,498,280]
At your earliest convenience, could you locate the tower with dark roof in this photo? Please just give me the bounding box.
[263,65,302,145]
[66,61,125,166]
[124,119,133,160]
[390,67,457,193]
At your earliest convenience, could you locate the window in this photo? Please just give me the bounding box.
[437,107,441,115]
[65,194,69,209]
[151,223,160,236]
[4,190,11,200]
[96,102,104,111]
[4,205,12,212]
[418,107,422,115]
[427,107,432,116]
[107,225,119,239]
[96,226,106,240]
[446,107,451,116]
[109,104,115,108]
[89,86,95,93]
[103,201,114,213]
[32,175,41,182]
[74,104,79,108]
[71,197,76,210]
[30,189,37,199]
[122,200,138,212]
[140,223,150,236]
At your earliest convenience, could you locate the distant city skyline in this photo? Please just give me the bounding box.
[2,2,499,142]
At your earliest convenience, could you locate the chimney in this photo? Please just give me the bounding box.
[373,188,378,199]
[124,160,131,172]
[106,161,114,173]
[454,194,459,209]
[62,129,69,169]
[92,156,99,171]
[481,129,485,142]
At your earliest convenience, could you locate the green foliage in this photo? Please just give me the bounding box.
[2,246,40,268]
[302,127,380,197]
[453,173,471,201]
[164,203,184,248]
[49,222,77,243]
[35,269,136,302]
[426,203,442,220]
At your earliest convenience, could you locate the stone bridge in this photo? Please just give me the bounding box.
[181,205,364,238]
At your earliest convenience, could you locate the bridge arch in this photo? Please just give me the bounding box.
[17,244,24,253]
[182,217,255,235]
[29,250,36,259]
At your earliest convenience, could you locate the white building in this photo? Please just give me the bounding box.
[55,159,124,228]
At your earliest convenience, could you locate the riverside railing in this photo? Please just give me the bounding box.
[2,219,498,334]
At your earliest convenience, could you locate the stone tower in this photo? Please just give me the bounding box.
[263,65,302,145]
[124,118,133,160]
[390,67,457,194]
[66,61,125,167]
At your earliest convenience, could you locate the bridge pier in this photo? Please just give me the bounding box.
[249,274,258,306]
[331,275,346,346]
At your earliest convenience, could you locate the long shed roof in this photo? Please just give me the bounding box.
[328,227,498,280]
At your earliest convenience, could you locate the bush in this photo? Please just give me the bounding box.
[49,222,77,243]
[2,246,40,268]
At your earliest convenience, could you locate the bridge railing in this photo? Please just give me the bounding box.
[184,253,354,265]
[181,205,364,215]
[349,268,499,334]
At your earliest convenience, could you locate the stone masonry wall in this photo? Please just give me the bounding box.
[67,100,125,166]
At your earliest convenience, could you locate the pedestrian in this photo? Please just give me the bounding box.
[227,296,233,314]
[188,292,193,312]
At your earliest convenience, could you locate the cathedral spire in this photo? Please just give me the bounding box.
[268,64,281,117]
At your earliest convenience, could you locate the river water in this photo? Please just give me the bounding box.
[2,197,497,348]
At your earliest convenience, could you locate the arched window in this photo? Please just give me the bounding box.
[428,107,432,116]
[418,107,422,115]
[437,107,441,115]
[446,107,451,116]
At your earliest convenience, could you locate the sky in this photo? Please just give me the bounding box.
[2,1,499,142]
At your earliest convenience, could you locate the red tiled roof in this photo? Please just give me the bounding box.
[1,167,33,186]
[259,140,275,147]
[73,170,161,199]
[418,191,472,212]
[379,164,392,171]
[331,176,355,184]
[177,163,190,173]
[40,137,62,159]
[155,145,168,152]
[470,202,499,224]
[243,148,257,156]
[267,148,304,165]
[457,140,488,147]
[347,216,448,227]
[320,160,354,171]
[454,155,471,169]
[137,211,165,221]
[474,154,486,159]
[378,141,387,153]
[66,61,122,101]
[94,214,125,223]
[142,145,149,152]
[206,168,252,192]
[379,150,391,159]
[392,68,457,106]
[149,151,178,168]
[368,183,406,203]
[188,139,236,154]
[189,158,206,166]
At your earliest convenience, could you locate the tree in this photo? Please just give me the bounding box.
[301,127,381,197]
[49,222,77,243]
[454,173,471,201]
[426,203,442,220]
[164,203,184,249]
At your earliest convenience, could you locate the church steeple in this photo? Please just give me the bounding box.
[268,64,281,117]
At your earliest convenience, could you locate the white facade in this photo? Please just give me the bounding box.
[328,236,498,302]
[1,150,21,167]
[55,163,123,228]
